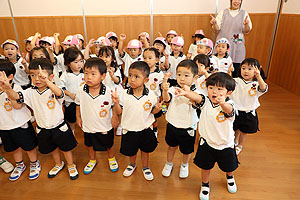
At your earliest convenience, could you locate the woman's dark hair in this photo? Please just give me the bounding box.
[177,59,198,76]
[64,47,84,72]
[143,47,160,58]
[206,72,235,92]
[84,58,107,74]
[29,46,50,62]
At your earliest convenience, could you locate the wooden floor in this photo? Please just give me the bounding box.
[1,82,300,200]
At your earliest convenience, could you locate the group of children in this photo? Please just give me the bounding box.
[0,29,267,200]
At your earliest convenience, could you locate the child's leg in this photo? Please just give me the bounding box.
[26,148,38,162]
[238,131,247,147]
[141,151,149,168]
[88,146,96,160]
[107,145,115,159]
[167,146,177,163]
[234,130,240,145]
[199,169,211,199]
[62,150,74,166]
[63,150,79,180]
[107,145,118,172]
[141,151,154,181]
[69,122,76,133]
[129,154,137,166]
[83,147,97,175]
[182,153,191,164]
[25,148,41,180]
[13,147,23,163]
[201,169,211,183]
[162,146,177,177]
[226,171,237,193]
[51,148,63,165]
[123,154,137,177]
[179,153,192,178]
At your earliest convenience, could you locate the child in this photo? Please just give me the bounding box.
[165,30,178,55]
[212,38,233,73]
[24,35,40,62]
[1,40,30,89]
[118,34,143,87]
[106,32,124,66]
[112,61,161,181]
[143,48,164,135]
[75,34,85,51]
[60,47,85,133]
[75,58,119,174]
[99,46,123,136]
[161,59,199,179]
[153,37,169,71]
[191,72,238,200]
[193,54,211,96]
[231,58,267,155]
[196,38,214,56]
[0,58,79,180]
[165,36,186,86]
[0,59,40,181]
[138,32,150,50]
[84,37,111,60]
[187,30,205,59]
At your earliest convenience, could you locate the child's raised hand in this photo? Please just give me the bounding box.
[215,94,226,105]
[38,65,48,83]
[111,87,119,104]
[109,67,115,77]
[210,15,216,25]
[21,53,29,65]
[174,86,188,96]
[46,45,54,53]
[158,32,163,37]
[88,39,95,47]
[34,32,41,38]
[180,34,184,40]
[119,34,126,41]
[228,63,234,73]
[0,71,10,90]
[53,33,60,38]
[253,65,261,77]
[243,16,249,25]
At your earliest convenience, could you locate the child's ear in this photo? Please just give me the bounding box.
[48,74,55,81]
[226,91,233,96]
[100,73,106,80]
[144,77,149,84]
[7,74,14,81]
[193,74,199,82]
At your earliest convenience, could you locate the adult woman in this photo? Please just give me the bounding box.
[210,0,252,77]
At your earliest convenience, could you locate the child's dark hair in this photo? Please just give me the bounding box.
[64,47,84,72]
[29,58,54,75]
[176,59,198,76]
[0,59,16,78]
[109,36,119,48]
[84,58,107,74]
[238,57,266,80]
[143,47,160,58]
[129,61,150,78]
[193,34,205,44]
[193,54,210,68]
[206,72,235,92]
[153,40,166,49]
[29,46,50,62]
[98,46,118,69]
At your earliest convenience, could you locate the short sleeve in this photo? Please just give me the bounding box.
[75,87,81,105]
[119,90,125,107]
[18,89,32,108]
[59,72,67,90]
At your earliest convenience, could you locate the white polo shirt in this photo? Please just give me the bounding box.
[198,95,235,150]
[119,87,157,132]
[114,49,123,66]
[54,54,66,74]
[195,75,208,96]
[13,57,30,86]
[231,77,268,112]
[75,84,113,133]
[0,84,31,130]
[19,87,65,129]
[145,67,164,98]
[168,52,186,80]
[165,85,199,134]
[211,54,232,73]
[120,52,143,77]
[60,71,85,106]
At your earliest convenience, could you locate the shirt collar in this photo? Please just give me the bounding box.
[170,51,184,57]
[83,83,106,96]
[127,86,149,96]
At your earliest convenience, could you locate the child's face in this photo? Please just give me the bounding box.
[128,48,141,59]
[216,43,228,56]
[231,0,242,10]
[84,66,106,88]
[109,39,117,49]
[167,34,176,44]
[195,36,202,42]
[95,44,101,56]
[30,69,53,89]
[99,52,112,68]
[171,44,182,54]
[143,51,158,69]
[32,50,47,60]
[63,44,75,51]
[78,40,84,50]
[196,62,208,75]
[176,66,197,88]
[197,45,210,55]
[128,68,148,89]
[25,42,31,52]
[153,43,164,53]
[241,64,255,81]
[69,54,84,73]
[3,44,18,60]
[207,85,231,104]
[40,42,51,49]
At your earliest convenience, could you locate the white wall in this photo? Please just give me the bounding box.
[0,0,280,17]
[282,0,300,14]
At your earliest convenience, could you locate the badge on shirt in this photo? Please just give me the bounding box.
[143,100,152,111]
[248,83,257,96]
[4,101,13,111]
[47,95,56,109]
[150,82,157,90]
[99,103,108,118]
[80,81,85,87]
[216,111,226,123]
[200,81,206,89]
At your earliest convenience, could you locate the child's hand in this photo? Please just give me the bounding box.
[210,15,216,25]
[53,33,60,38]
[180,34,184,40]
[228,63,234,73]
[109,67,115,78]
[158,32,163,37]
[46,46,54,53]
[34,32,41,38]
[174,86,189,96]
[155,99,164,111]
[76,117,82,129]
[88,39,95,47]
[215,94,226,105]
[38,65,49,84]
[162,71,172,91]
[243,16,249,25]
[69,93,76,101]
[111,87,119,104]
[253,65,261,77]
[21,53,29,65]
[0,71,10,90]
[186,53,192,60]
[119,34,126,41]
[101,38,108,46]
